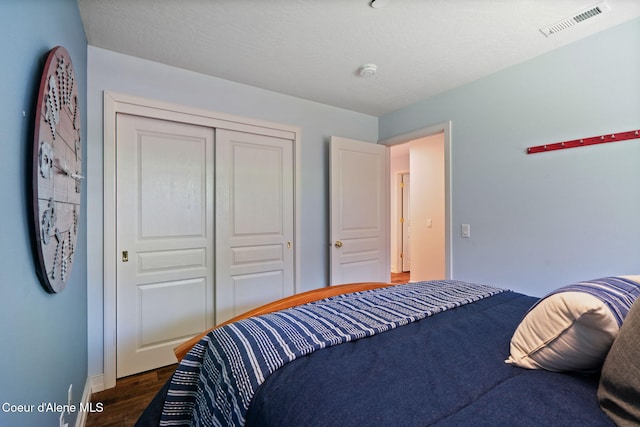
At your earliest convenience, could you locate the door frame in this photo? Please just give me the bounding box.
[100,91,301,389]
[392,170,409,274]
[400,172,410,272]
[379,121,453,279]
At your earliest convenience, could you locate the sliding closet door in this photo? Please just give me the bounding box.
[215,129,295,324]
[116,114,215,377]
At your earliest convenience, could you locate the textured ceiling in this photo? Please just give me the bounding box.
[77,0,640,116]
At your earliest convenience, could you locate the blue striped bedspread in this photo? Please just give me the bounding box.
[159,280,505,426]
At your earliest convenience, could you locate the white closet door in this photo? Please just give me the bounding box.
[116,114,214,377]
[215,129,295,324]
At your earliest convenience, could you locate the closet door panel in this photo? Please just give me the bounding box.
[215,129,295,323]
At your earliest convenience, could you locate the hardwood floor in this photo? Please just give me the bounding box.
[391,271,410,284]
[85,364,176,427]
[86,273,410,426]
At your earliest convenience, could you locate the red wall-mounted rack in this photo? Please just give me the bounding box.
[526,129,640,154]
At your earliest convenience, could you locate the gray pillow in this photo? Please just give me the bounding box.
[598,297,640,425]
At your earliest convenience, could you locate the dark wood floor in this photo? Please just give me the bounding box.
[86,273,410,426]
[86,364,176,427]
[391,271,410,284]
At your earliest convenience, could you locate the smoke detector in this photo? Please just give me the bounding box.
[359,64,378,77]
[540,1,611,37]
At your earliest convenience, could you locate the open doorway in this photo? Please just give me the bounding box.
[385,122,451,283]
[390,144,411,283]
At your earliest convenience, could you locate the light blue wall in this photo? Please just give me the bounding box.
[85,47,378,377]
[380,18,640,297]
[0,1,87,426]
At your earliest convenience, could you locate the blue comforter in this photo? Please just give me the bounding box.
[246,290,613,426]
[160,281,505,426]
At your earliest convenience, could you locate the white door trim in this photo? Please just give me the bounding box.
[378,121,453,279]
[392,170,410,273]
[401,172,411,273]
[101,91,301,389]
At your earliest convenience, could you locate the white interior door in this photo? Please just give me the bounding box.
[116,114,214,377]
[402,173,411,272]
[215,129,295,324]
[330,136,389,285]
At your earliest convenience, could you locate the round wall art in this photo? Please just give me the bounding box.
[31,46,82,293]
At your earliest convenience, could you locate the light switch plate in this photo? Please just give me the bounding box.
[461,224,471,238]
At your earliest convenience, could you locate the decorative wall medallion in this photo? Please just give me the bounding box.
[31,46,82,293]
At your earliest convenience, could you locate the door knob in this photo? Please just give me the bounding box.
[334,241,343,248]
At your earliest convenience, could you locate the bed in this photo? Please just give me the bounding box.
[135,277,640,426]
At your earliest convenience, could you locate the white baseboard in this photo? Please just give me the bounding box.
[75,376,92,427]
[74,374,108,427]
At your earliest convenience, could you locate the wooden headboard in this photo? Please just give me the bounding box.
[174,282,392,361]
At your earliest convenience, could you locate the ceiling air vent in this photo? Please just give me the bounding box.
[539,1,611,37]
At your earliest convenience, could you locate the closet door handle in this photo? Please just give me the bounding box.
[334,241,343,248]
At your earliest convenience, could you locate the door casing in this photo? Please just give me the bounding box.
[380,121,453,281]
[401,172,411,272]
